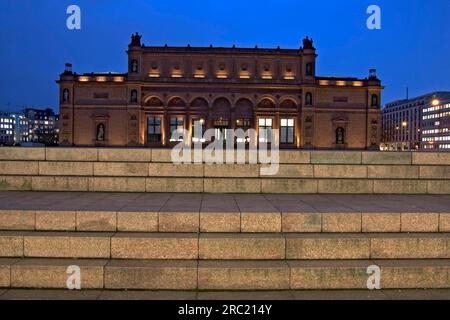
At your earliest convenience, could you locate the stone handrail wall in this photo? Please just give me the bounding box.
[0,147,449,194]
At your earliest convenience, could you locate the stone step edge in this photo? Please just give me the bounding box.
[1,231,449,260]
[1,210,449,233]
[1,258,450,290]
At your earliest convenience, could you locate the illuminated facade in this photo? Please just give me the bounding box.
[57,33,382,149]
[421,96,450,150]
[381,92,450,151]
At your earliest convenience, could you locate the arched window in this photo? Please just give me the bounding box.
[130,90,138,103]
[336,127,345,145]
[306,63,313,76]
[371,94,379,107]
[96,123,105,142]
[131,59,139,73]
[305,92,313,106]
[62,88,70,103]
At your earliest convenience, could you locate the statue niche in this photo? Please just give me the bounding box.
[336,127,345,145]
[96,123,105,142]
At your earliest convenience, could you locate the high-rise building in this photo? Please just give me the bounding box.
[381,92,450,151]
[421,96,450,151]
[0,112,28,146]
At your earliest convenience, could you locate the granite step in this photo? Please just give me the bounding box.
[1,231,449,260]
[1,258,450,290]
[1,207,449,233]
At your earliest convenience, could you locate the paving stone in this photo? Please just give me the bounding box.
[35,211,76,231]
[198,261,290,290]
[0,176,32,191]
[322,213,361,232]
[282,213,322,233]
[318,180,373,194]
[111,233,198,259]
[200,212,241,233]
[0,148,45,161]
[439,214,450,232]
[375,260,450,289]
[314,165,367,179]
[368,165,419,179]
[0,210,35,230]
[270,164,314,178]
[11,259,106,289]
[24,232,111,258]
[32,177,88,192]
[0,232,24,257]
[204,164,259,178]
[146,178,203,193]
[401,213,439,232]
[279,151,311,164]
[370,234,449,259]
[241,212,281,233]
[0,161,39,175]
[311,151,362,164]
[38,162,94,176]
[420,166,450,179]
[199,234,285,260]
[93,162,149,177]
[104,260,197,290]
[46,148,98,162]
[362,213,401,232]
[89,177,146,192]
[261,179,318,193]
[204,178,260,193]
[149,163,203,177]
[286,234,370,260]
[98,148,152,162]
[159,212,199,232]
[117,211,158,232]
[373,180,428,194]
[76,211,116,232]
[289,260,371,289]
[0,259,17,287]
[362,152,412,165]
[413,153,450,165]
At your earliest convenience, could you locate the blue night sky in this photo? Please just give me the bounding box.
[0,0,449,112]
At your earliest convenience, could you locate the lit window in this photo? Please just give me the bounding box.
[147,117,161,143]
[169,116,184,142]
[280,118,294,144]
[258,118,273,143]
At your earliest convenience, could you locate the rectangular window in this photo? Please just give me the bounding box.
[258,118,273,143]
[169,116,184,142]
[192,118,206,143]
[280,118,294,144]
[147,116,161,143]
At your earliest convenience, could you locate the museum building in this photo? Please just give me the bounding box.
[57,33,382,149]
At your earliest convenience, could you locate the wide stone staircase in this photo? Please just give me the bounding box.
[0,148,449,299]
[0,192,449,298]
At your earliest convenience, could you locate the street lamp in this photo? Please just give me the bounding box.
[432,99,440,106]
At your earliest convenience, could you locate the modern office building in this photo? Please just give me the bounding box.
[24,108,59,146]
[421,96,450,150]
[0,112,28,146]
[57,33,383,149]
[381,92,450,151]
